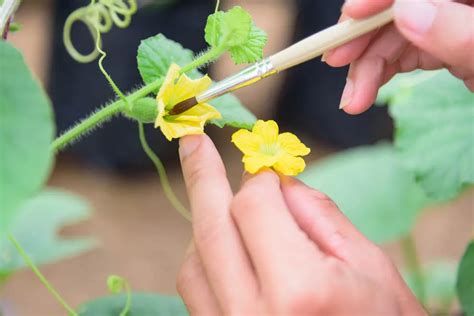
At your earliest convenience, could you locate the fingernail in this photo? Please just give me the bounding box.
[321,52,330,63]
[394,0,437,35]
[179,135,202,159]
[339,78,353,109]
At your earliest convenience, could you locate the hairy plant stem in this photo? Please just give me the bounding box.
[51,78,163,152]
[401,234,426,306]
[138,123,191,221]
[8,234,79,316]
[180,44,227,74]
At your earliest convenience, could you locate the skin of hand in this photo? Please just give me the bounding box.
[323,0,474,114]
[176,134,426,315]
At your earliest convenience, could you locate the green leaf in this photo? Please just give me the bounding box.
[0,42,55,233]
[78,293,188,316]
[205,6,251,47]
[0,189,96,275]
[137,34,200,85]
[376,70,433,106]
[229,24,267,64]
[209,93,256,129]
[404,261,457,311]
[299,143,429,244]
[205,6,267,64]
[382,70,474,201]
[457,241,474,316]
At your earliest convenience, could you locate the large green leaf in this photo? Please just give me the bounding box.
[209,93,256,130]
[136,33,200,85]
[404,261,457,311]
[0,189,95,275]
[379,70,474,201]
[457,241,474,316]
[78,293,188,316]
[299,144,429,244]
[0,42,55,233]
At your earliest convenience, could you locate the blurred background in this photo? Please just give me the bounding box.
[1,0,472,315]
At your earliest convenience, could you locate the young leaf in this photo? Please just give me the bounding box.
[0,42,55,234]
[78,293,188,316]
[205,6,251,47]
[205,6,267,64]
[107,275,126,294]
[209,93,256,130]
[299,143,429,244]
[137,34,200,85]
[229,24,267,64]
[382,70,474,201]
[0,189,96,275]
[456,241,474,316]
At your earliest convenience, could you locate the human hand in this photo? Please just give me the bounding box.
[176,134,426,315]
[324,0,474,114]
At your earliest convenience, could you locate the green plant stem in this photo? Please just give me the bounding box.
[180,44,227,74]
[138,123,191,221]
[8,234,79,316]
[401,234,426,306]
[51,78,163,152]
[120,281,132,316]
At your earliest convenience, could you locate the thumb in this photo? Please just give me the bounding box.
[394,0,474,72]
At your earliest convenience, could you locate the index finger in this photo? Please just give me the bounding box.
[179,135,257,311]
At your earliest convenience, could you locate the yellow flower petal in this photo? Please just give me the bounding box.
[154,64,222,140]
[159,118,206,141]
[157,64,180,107]
[243,153,278,174]
[273,153,306,176]
[278,132,311,157]
[167,74,212,106]
[231,129,262,156]
[174,103,221,122]
[252,120,279,144]
[154,99,166,128]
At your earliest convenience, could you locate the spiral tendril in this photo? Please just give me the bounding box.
[63,0,137,63]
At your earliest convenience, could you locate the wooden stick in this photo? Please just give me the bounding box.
[269,7,394,72]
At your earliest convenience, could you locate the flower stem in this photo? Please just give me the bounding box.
[8,234,79,316]
[138,123,191,221]
[401,234,426,305]
[51,78,163,152]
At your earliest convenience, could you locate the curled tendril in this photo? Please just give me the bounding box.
[63,0,137,63]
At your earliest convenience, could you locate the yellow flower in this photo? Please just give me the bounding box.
[232,120,311,176]
[154,63,221,141]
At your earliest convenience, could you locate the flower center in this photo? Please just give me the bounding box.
[259,143,281,156]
